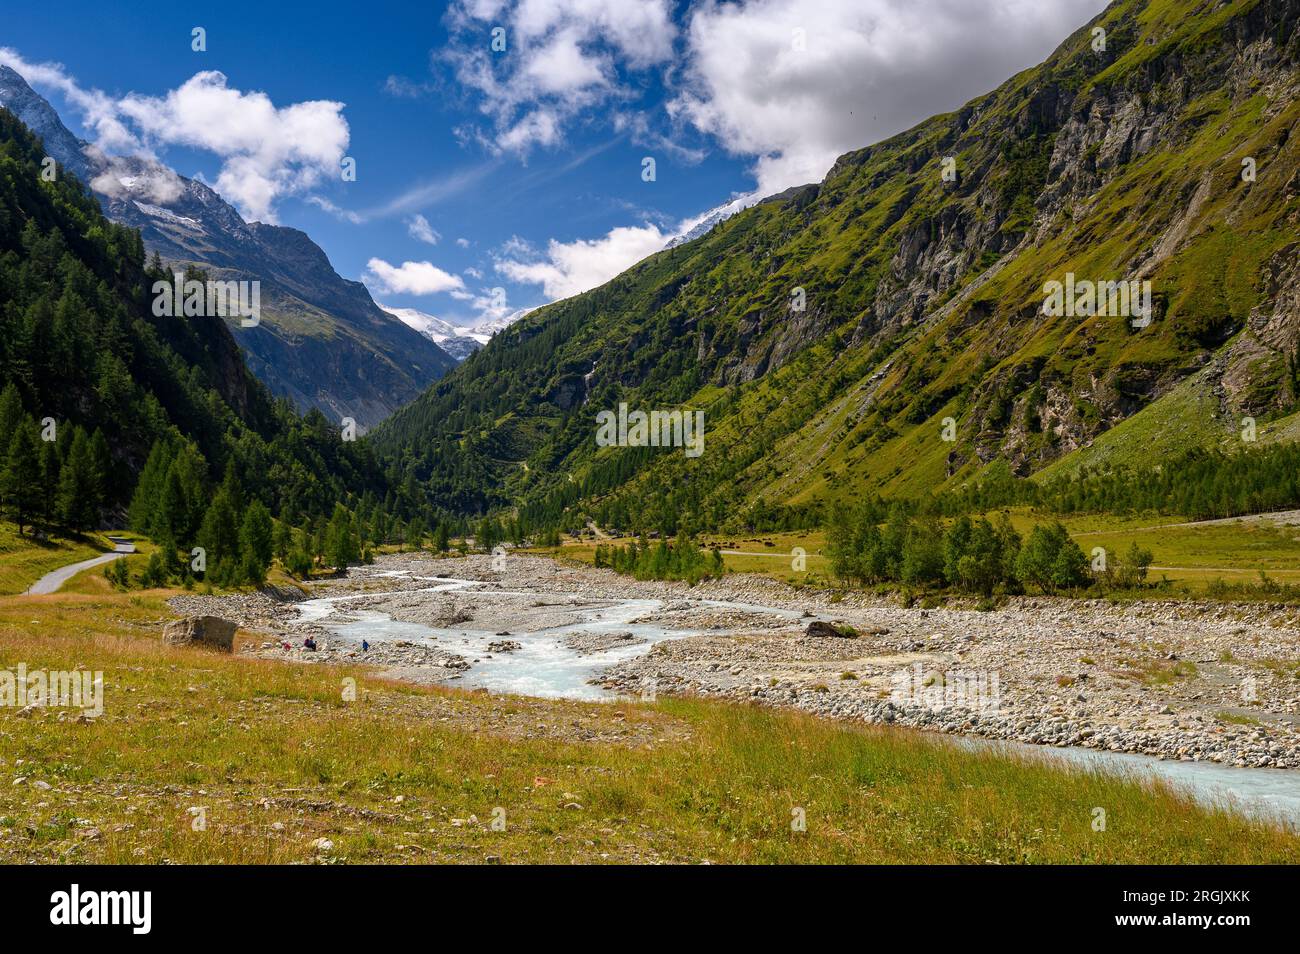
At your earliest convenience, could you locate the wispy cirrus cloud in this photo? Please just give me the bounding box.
[407,213,441,244]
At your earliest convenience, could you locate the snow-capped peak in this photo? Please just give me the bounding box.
[380,305,501,361]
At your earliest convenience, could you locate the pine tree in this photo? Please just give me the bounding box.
[240,499,274,576]
[0,383,24,474]
[197,489,240,585]
[89,428,110,509]
[325,504,359,570]
[58,427,99,532]
[128,441,172,534]
[167,446,207,546]
[273,506,294,562]
[154,464,188,544]
[38,439,60,531]
[2,420,43,534]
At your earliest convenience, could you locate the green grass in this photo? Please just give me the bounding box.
[1215,712,1262,726]
[0,523,116,595]
[560,510,1300,597]
[2,588,1298,863]
[1117,657,1198,686]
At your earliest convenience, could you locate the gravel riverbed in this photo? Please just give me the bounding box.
[168,552,1300,769]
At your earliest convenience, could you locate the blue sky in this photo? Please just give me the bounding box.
[1,0,1107,328]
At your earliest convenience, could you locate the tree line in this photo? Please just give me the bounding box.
[594,534,725,585]
[827,500,1152,596]
[0,383,108,535]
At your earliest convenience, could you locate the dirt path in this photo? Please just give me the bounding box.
[1073,509,1300,536]
[25,537,134,595]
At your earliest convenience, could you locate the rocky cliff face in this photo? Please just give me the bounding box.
[0,65,455,429]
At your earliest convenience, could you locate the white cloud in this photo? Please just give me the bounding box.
[117,71,349,222]
[407,213,441,244]
[495,223,669,300]
[443,0,676,154]
[0,50,351,223]
[363,258,467,296]
[456,237,471,248]
[0,48,140,154]
[671,0,1109,196]
[84,151,186,204]
[434,1,1105,197]
[307,195,362,224]
[383,75,435,98]
[360,162,499,220]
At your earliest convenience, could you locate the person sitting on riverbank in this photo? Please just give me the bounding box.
[304,636,317,652]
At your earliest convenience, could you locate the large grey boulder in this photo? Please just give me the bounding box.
[805,620,855,639]
[162,616,238,652]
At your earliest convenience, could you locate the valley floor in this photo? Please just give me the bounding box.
[185,553,1300,772]
[2,567,1298,863]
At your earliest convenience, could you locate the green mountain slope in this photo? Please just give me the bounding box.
[374,0,1300,531]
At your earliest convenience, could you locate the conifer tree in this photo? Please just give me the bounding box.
[128,441,172,535]
[240,499,274,576]
[57,427,99,532]
[38,439,60,531]
[197,488,240,585]
[325,504,359,570]
[2,420,42,534]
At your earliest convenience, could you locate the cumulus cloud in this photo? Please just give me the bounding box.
[671,0,1109,196]
[476,0,1108,305]
[495,222,670,300]
[117,71,349,222]
[443,0,676,154]
[84,151,186,205]
[407,213,441,244]
[433,1,1105,196]
[0,50,351,223]
[363,258,468,296]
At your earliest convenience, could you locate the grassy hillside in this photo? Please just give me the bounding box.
[3,585,1297,863]
[374,0,1300,535]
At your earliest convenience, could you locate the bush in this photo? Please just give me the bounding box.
[137,551,168,589]
[285,549,314,580]
[103,558,130,590]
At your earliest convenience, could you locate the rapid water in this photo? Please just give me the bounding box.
[294,575,1300,827]
[296,577,688,699]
